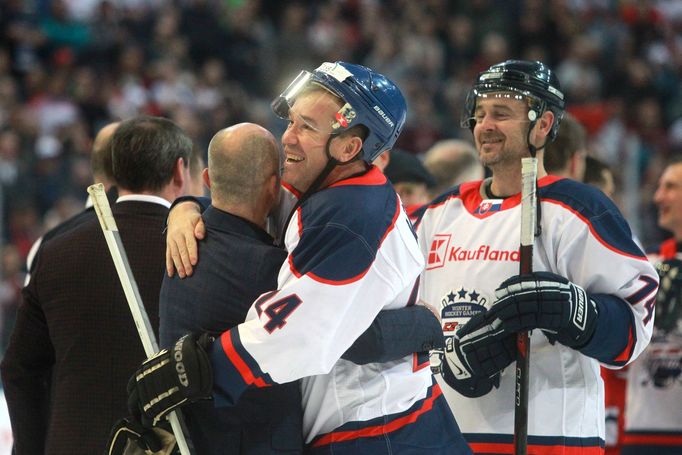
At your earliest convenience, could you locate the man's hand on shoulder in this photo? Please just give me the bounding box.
[166,200,205,278]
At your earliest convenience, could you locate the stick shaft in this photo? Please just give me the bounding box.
[514,158,538,455]
[87,184,192,455]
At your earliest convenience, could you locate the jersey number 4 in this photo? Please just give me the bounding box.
[256,293,303,333]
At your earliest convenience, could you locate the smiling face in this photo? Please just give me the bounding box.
[472,94,533,169]
[654,162,682,238]
[281,89,344,193]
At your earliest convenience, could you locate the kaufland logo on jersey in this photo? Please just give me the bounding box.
[427,234,451,269]
[427,234,520,269]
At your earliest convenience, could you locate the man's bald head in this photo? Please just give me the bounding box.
[91,122,120,188]
[207,123,281,207]
[424,139,483,196]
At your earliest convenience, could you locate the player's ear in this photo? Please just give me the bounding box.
[536,110,555,138]
[202,168,211,189]
[334,135,363,164]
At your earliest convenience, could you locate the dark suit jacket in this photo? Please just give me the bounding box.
[0,200,168,455]
[27,187,118,274]
[160,206,303,455]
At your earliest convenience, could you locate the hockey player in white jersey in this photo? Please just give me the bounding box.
[620,157,682,455]
[415,60,659,454]
[127,62,471,454]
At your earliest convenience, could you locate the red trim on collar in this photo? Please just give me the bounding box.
[460,175,560,218]
[539,174,563,187]
[329,165,386,188]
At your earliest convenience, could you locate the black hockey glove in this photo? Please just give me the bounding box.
[105,417,178,455]
[654,259,682,334]
[433,319,516,398]
[460,272,598,349]
[127,333,213,428]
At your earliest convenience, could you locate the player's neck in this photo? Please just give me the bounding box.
[489,160,547,198]
[323,160,369,187]
[214,200,268,229]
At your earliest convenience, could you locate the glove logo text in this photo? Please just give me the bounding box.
[174,339,189,387]
[573,287,586,330]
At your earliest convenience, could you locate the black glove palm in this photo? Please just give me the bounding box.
[128,333,214,427]
[105,417,178,455]
[460,272,598,349]
[435,319,516,398]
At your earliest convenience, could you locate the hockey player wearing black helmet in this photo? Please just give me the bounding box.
[414,60,657,453]
[129,62,472,455]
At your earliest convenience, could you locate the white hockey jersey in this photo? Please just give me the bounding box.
[414,176,658,454]
[208,167,437,445]
[622,239,682,451]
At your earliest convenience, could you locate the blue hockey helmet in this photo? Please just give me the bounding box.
[272,61,407,163]
[461,60,566,141]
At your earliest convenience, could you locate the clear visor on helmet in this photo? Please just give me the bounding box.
[271,70,357,135]
[460,87,541,129]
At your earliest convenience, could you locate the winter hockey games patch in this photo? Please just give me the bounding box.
[439,287,488,335]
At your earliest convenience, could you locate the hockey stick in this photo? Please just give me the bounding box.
[87,183,193,455]
[514,157,538,455]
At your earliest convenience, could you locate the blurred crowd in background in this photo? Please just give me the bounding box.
[0,0,680,353]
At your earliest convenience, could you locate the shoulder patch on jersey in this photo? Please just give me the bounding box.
[540,179,646,259]
[289,181,401,284]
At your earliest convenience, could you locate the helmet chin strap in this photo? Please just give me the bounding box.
[526,107,553,158]
[277,134,363,245]
[525,110,543,238]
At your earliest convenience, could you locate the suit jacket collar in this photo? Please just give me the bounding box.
[117,194,171,208]
[113,200,170,217]
[204,205,275,246]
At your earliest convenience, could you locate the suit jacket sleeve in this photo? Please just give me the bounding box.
[0,251,55,453]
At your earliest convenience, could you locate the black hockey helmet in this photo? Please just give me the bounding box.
[461,60,566,141]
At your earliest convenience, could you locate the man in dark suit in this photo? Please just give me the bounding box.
[0,116,193,455]
[160,123,302,454]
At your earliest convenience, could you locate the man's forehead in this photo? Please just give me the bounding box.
[475,93,527,110]
[662,163,682,182]
[291,90,342,116]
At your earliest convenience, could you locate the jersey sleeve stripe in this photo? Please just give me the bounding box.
[218,329,272,388]
[613,327,635,364]
[310,382,442,448]
[544,199,648,260]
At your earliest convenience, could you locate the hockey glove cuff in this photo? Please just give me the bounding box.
[105,417,178,455]
[127,333,213,428]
